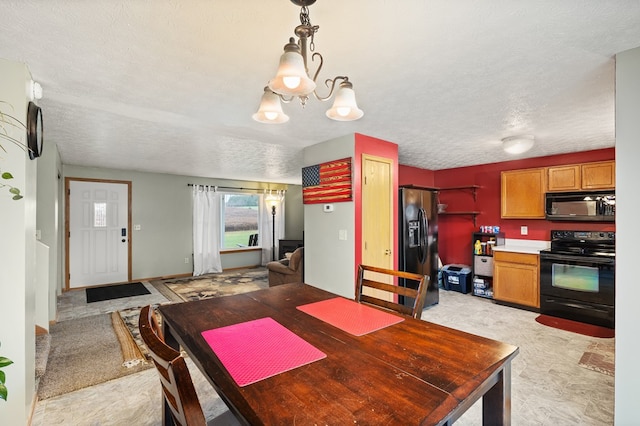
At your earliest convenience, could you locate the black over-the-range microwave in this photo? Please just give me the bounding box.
[545,190,615,222]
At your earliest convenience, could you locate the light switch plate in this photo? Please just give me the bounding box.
[339,229,347,240]
[520,226,528,235]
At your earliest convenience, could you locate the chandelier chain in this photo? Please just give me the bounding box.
[299,6,319,51]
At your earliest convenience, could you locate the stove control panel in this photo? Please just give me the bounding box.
[551,230,615,241]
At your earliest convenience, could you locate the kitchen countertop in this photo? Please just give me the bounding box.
[491,238,550,255]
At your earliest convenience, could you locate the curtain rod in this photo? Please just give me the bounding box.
[187,184,285,193]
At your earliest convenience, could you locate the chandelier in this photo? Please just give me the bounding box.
[252,0,363,124]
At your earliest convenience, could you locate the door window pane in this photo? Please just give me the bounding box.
[94,202,107,227]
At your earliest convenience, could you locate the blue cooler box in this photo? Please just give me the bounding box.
[441,264,473,294]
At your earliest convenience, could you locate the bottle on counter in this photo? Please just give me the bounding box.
[474,240,482,255]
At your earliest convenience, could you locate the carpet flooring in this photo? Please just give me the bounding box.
[37,313,151,400]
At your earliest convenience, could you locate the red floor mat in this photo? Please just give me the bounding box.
[535,315,614,338]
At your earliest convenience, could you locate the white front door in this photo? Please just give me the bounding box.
[67,179,130,288]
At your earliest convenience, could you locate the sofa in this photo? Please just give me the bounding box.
[266,247,304,286]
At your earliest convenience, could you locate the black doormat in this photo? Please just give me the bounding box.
[86,282,150,303]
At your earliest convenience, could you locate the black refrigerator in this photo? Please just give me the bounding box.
[398,186,439,307]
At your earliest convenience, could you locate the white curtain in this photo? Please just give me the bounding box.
[192,185,223,276]
[261,190,286,265]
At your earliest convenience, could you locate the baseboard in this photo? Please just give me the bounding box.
[140,265,264,282]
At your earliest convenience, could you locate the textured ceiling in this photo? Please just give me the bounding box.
[1,1,639,184]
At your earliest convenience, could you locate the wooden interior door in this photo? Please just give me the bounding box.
[361,155,394,300]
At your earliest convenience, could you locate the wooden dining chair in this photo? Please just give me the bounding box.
[138,305,206,426]
[356,265,429,320]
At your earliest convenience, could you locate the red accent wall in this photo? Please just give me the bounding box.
[354,133,399,284]
[399,148,615,267]
[398,165,435,187]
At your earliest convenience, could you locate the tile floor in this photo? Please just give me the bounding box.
[32,284,614,425]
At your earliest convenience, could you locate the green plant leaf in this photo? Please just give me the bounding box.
[12,194,23,200]
[0,370,4,383]
[0,383,7,401]
[9,187,19,195]
[0,357,12,368]
[1,172,13,180]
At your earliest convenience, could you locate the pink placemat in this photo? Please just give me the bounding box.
[201,317,326,387]
[297,297,404,336]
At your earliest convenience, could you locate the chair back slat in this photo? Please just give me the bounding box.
[356,265,429,319]
[139,305,207,426]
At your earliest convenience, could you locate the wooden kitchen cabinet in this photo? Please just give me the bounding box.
[547,165,581,191]
[493,251,540,308]
[581,160,615,190]
[500,168,546,218]
[547,160,615,191]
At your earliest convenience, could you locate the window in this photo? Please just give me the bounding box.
[221,193,261,249]
[94,202,107,227]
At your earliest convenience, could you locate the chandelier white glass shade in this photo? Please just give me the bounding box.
[268,38,317,97]
[502,135,535,154]
[326,81,364,121]
[253,0,363,124]
[252,87,290,123]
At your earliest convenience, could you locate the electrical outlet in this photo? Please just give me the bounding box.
[184,257,189,264]
[520,226,528,235]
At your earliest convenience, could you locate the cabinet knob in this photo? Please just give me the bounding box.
[385,249,392,255]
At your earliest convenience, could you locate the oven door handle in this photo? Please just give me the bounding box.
[541,252,615,265]
[544,298,612,313]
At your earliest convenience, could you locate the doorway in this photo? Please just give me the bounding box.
[65,178,132,289]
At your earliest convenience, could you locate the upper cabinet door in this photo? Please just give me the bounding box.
[581,160,616,190]
[547,165,581,192]
[501,168,546,219]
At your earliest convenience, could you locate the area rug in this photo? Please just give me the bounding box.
[117,303,167,360]
[122,268,269,359]
[535,314,615,338]
[37,313,151,400]
[152,267,268,302]
[579,341,615,376]
[86,282,150,303]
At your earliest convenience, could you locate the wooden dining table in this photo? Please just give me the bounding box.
[158,283,519,425]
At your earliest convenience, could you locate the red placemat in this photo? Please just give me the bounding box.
[201,317,326,387]
[297,297,404,336]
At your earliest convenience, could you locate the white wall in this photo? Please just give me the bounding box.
[0,58,37,424]
[614,45,640,424]
[36,131,61,323]
[303,135,356,298]
[62,165,302,279]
